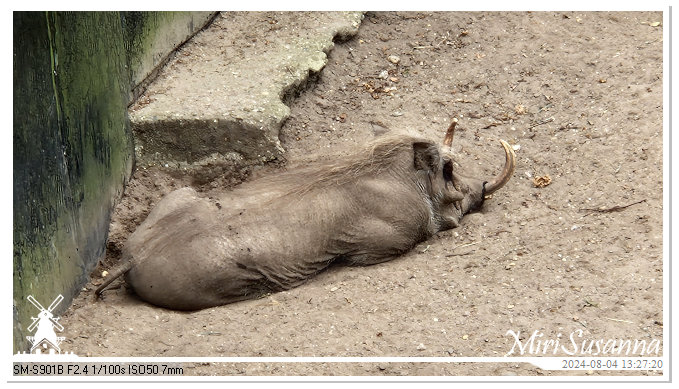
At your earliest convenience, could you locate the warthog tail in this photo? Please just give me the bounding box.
[94,260,135,298]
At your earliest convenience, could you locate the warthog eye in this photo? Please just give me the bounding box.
[443,160,453,183]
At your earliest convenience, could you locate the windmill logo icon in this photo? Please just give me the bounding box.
[24,295,68,355]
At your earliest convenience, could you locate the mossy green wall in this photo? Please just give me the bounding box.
[13,11,212,353]
[13,11,134,353]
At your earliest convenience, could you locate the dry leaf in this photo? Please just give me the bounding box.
[533,175,552,188]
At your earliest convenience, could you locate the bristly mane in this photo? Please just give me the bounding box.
[230,134,428,200]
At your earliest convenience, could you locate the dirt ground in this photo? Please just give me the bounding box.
[59,11,664,377]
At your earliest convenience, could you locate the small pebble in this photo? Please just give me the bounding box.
[388,55,400,64]
[417,343,426,350]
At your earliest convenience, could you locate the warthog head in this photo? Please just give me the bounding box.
[414,118,515,230]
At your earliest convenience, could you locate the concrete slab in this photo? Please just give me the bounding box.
[129,11,364,173]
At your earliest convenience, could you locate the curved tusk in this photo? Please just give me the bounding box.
[443,118,458,147]
[484,139,516,195]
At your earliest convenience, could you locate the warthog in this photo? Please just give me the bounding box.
[96,126,515,310]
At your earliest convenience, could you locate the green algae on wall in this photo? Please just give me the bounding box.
[13,11,134,353]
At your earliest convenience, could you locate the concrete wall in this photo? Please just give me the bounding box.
[13,11,213,353]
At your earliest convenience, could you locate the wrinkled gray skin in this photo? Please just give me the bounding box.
[98,135,503,310]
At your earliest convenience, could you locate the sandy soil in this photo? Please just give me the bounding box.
[59,11,664,377]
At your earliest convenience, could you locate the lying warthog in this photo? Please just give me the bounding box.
[96,126,515,310]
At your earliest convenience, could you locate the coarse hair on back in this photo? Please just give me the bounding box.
[234,133,432,200]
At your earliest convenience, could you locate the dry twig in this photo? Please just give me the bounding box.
[579,199,647,216]
[528,117,554,129]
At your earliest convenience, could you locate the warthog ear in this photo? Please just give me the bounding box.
[413,142,440,173]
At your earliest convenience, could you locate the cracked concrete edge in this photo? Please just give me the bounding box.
[132,12,365,178]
